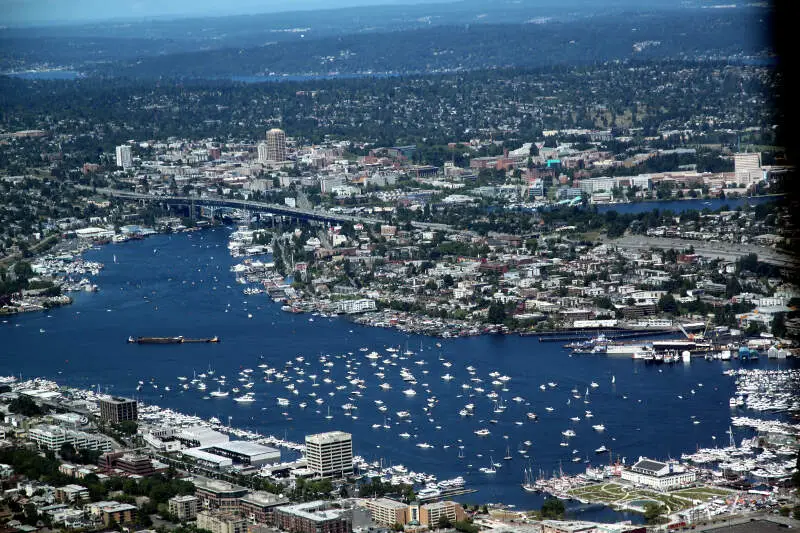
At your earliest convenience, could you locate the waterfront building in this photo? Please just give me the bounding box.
[202,441,281,467]
[98,396,138,423]
[273,501,351,533]
[193,478,249,513]
[362,498,409,526]
[29,424,112,452]
[304,431,353,478]
[265,128,287,162]
[238,491,290,524]
[176,425,229,448]
[115,145,133,170]
[197,510,247,533]
[336,299,377,314]
[620,457,696,490]
[182,447,234,469]
[168,495,199,520]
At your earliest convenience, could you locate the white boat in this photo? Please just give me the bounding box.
[595,446,608,453]
[418,487,441,498]
[474,428,490,436]
[590,381,599,388]
[399,432,411,438]
[403,388,417,396]
[592,424,605,432]
[234,393,255,403]
[416,443,434,449]
[210,389,229,398]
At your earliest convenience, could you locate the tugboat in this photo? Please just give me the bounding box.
[127,335,219,344]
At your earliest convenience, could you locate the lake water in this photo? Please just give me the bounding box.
[598,195,780,215]
[1,227,795,522]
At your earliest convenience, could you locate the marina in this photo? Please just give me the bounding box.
[1,227,797,522]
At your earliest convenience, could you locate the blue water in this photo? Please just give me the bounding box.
[598,195,780,215]
[5,70,82,80]
[229,72,400,83]
[1,228,795,521]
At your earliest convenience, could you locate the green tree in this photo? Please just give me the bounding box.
[487,303,506,324]
[8,395,46,417]
[540,498,565,519]
[657,294,679,315]
[643,502,665,523]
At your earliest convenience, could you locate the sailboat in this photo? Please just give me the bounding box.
[325,406,333,420]
[611,375,616,384]
[521,466,536,492]
[504,445,513,460]
[479,456,497,474]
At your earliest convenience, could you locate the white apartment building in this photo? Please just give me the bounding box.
[29,424,112,452]
[336,299,376,314]
[115,145,133,169]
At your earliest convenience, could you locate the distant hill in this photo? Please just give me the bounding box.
[88,8,771,79]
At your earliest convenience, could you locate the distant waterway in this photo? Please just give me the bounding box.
[597,195,781,215]
[4,70,82,80]
[1,228,796,521]
[228,72,401,83]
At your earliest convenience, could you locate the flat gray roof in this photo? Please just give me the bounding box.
[209,440,279,457]
[305,431,352,445]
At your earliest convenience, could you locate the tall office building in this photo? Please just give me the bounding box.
[265,128,287,162]
[304,431,353,478]
[115,145,133,169]
[734,152,762,187]
[98,396,138,423]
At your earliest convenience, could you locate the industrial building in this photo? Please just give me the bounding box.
[202,441,280,467]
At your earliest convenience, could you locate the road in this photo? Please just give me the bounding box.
[602,235,795,269]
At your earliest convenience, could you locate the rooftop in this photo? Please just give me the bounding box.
[305,431,352,445]
[241,491,290,506]
[207,440,279,457]
[277,501,344,522]
[631,458,667,474]
[367,498,408,510]
[191,477,247,494]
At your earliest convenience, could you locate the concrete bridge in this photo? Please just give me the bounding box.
[91,187,455,232]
